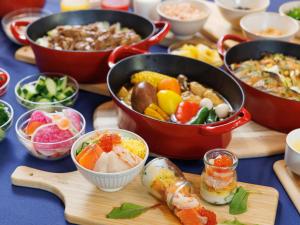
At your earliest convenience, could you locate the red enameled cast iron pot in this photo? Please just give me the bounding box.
[14,10,170,83]
[106,46,251,159]
[218,34,300,133]
[0,0,45,17]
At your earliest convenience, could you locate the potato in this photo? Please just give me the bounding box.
[131,82,157,113]
[190,82,206,97]
[203,89,224,106]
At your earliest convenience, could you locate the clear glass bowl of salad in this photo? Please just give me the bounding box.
[15,73,79,109]
[0,100,14,142]
[15,106,86,160]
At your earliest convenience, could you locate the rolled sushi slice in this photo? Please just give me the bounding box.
[142,158,218,225]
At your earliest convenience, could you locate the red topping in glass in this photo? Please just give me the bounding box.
[213,154,233,167]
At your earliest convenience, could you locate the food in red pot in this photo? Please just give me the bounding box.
[117,71,234,125]
[21,10,170,83]
[107,51,250,159]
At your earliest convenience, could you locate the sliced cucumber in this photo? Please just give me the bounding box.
[22,83,37,99]
[63,87,75,97]
[57,76,68,91]
[35,76,47,93]
[56,92,67,101]
[37,98,51,103]
[45,78,57,97]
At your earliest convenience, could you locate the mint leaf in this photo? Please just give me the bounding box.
[106,202,160,219]
[229,187,250,215]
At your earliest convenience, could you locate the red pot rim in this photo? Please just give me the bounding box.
[26,10,156,54]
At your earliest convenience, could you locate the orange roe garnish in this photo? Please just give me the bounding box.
[98,133,121,152]
[213,155,233,167]
[197,207,217,225]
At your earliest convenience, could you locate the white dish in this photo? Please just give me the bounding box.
[279,1,300,38]
[240,12,299,41]
[215,0,270,29]
[71,128,149,192]
[157,0,210,40]
[285,128,300,175]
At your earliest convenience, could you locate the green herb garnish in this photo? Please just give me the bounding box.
[106,202,160,219]
[220,218,246,225]
[229,187,250,215]
[287,7,300,20]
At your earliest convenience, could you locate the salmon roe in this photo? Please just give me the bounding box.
[98,133,121,152]
[213,154,233,167]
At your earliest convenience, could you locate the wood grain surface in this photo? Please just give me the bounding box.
[11,166,279,225]
[273,160,300,214]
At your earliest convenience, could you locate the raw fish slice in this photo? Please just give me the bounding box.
[107,151,131,173]
[94,152,109,172]
[113,145,142,167]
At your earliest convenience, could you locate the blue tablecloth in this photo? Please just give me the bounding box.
[0,1,298,224]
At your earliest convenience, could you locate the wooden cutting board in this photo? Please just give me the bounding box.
[11,166,279,225]
[93,101,286,159]
[273,160,300,214]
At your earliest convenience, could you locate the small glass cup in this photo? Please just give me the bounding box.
[142,157,186,201]
[200,149,238,205]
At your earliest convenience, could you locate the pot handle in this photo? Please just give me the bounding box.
[10,20,30,45]
[144,21,171,47]
[108,46,147,68]
[198,108,251,136]
[217,34,249,58]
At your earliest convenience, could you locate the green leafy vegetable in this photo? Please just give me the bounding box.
[107,202,160,219]
[287,7,300,20]
[229,187,250,215]
[220,218,246,225]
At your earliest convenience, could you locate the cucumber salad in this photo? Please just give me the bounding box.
[0,102,12,141]
[16,75,78,109]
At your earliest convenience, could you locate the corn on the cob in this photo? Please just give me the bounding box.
[131,71,173,87]
[144,103,169,121]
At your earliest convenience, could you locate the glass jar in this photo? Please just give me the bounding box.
[200,149,238,205]
[142,157,186,201]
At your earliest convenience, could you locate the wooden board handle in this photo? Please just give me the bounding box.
[11,166,66,201]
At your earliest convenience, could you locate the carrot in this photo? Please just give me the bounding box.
[25,121,44,135]
[78,144,103,170]
[175,208,204,225]
[158,78,181,94]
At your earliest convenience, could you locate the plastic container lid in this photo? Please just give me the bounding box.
[101,0,130,11]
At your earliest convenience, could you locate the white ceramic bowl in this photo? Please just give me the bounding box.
[279,1,300,38]
[215,0,270,29]
[157,0,210,40]
[71,128,149,192]
[285,128,300,175]
[240,12,299,41]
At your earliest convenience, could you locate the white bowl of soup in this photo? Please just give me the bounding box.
[285,128,300,175]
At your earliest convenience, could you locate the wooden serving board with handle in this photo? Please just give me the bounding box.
[93,101,286,159]
[273,160,300,214]
[11,166,279,225]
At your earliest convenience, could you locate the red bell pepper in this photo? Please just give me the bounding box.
[175,101,200,124]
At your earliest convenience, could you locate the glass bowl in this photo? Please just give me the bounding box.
[0,68,10,96]
[15,73,79,109]
[1,8,51,45]
[0,100,14,142]
[15,106,86,160]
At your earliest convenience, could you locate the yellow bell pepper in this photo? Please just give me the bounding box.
[157,90,182,115]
